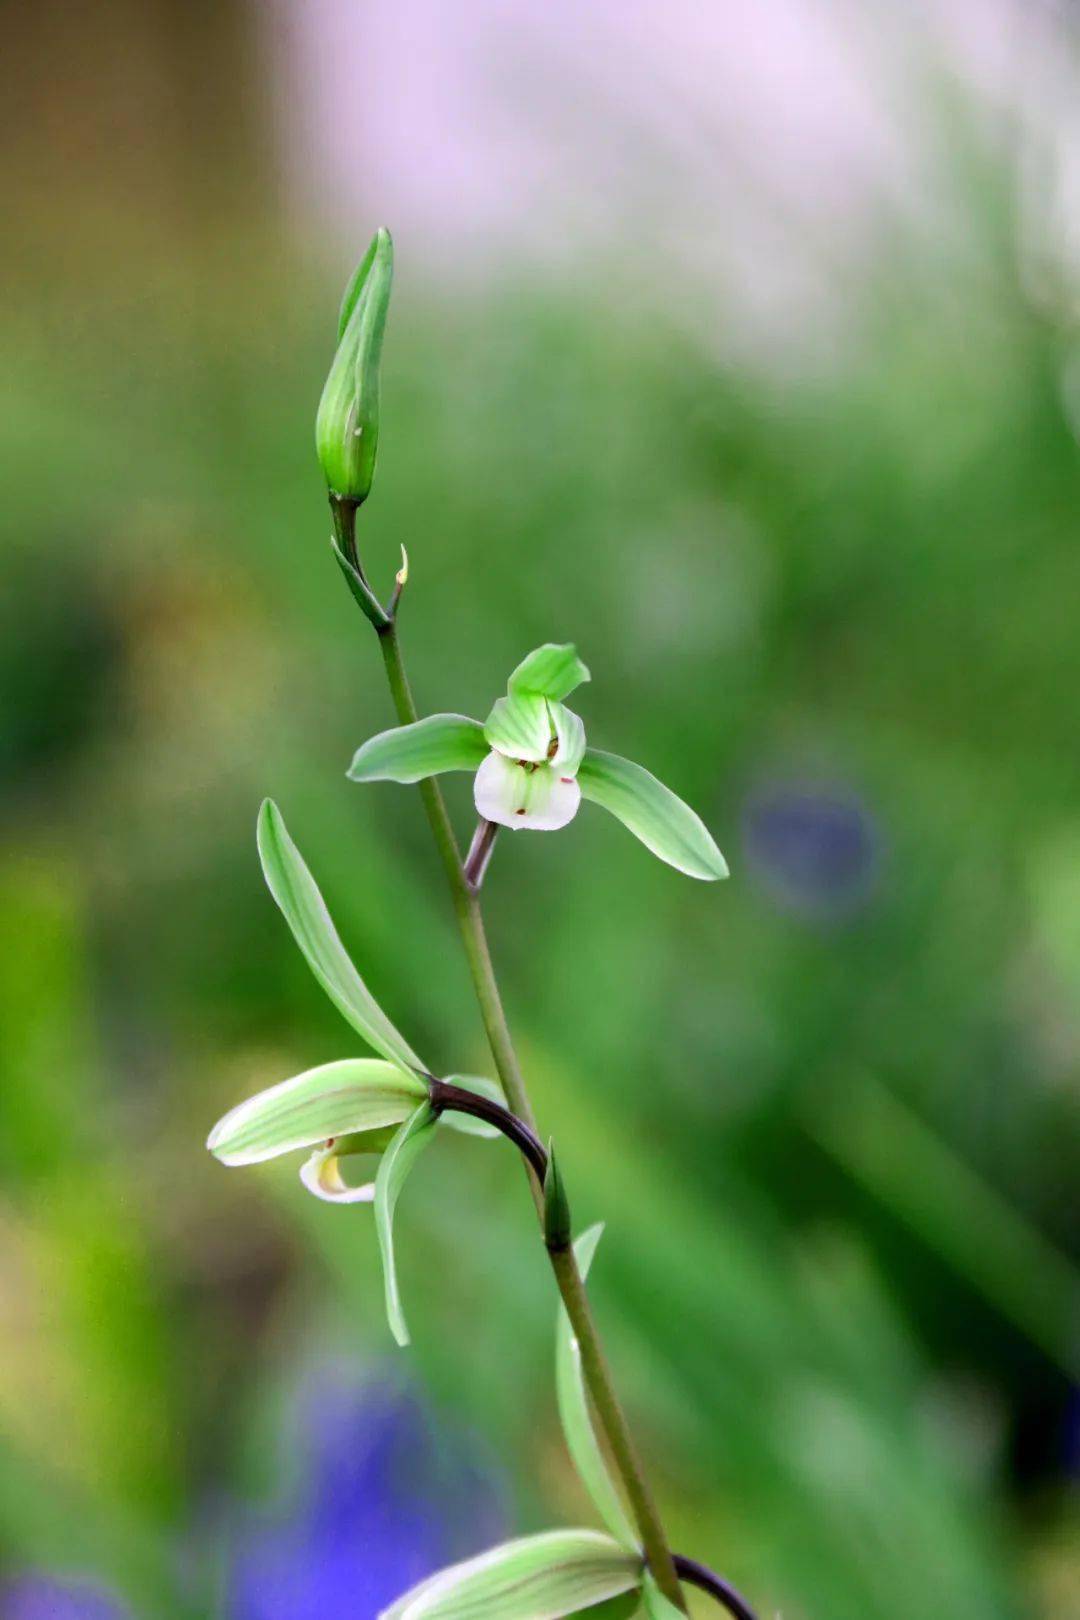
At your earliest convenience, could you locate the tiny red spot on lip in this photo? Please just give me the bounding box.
[560,777,573,784]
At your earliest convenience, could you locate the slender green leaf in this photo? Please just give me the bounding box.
[577,751,728,882]
[257,799,424,1074]
[556,1225,638,1551]
[379,1529,642,1620]
[375,1101,438,1347]
[640,1573,683,1619]
[509,643,591,702]
[437,1074,507,1140]
[348,714,488,784]
[484,691,552,761]
[207,1059,425,1166]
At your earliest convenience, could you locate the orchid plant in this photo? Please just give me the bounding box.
[207,228,758,1620]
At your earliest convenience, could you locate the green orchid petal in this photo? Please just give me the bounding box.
[556,1225,638,1551]
[577,751,728,882]
[348,714,488,784]
[550,702,586,774]
[207,1058,426,1166]
[509,643,591,702]
[257,800,425,1074]
[484,691,552,762]
[375,1100,439,1347]
[474,751,582,831]
[379,1530,642,1620]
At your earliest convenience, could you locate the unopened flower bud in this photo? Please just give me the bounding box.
[315,227,394,503]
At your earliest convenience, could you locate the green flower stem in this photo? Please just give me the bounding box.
[373,611,687,1612]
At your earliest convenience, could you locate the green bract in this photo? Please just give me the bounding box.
[347,642,728,877]
[315,227,393,502]
[207,801,503,1341]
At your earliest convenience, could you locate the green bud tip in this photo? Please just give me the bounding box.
[543,1140,572,1250]
[315,226,394,504]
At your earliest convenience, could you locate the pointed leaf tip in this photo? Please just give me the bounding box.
[256,800,425,1073]
[544,1141,572,1250]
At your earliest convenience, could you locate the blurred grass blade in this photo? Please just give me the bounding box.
[808,1074,1080,1378]
[509,643,591,701]
[556,1224,638,1551]
[437,1073,507,1139]
[577,750,728,881]
[207,1058,426,1165]
[375,1100,438,1347]
[257,799,424,1075]
[379,1529,641,1619]
[348,714,488,784]
[484,691,552,761]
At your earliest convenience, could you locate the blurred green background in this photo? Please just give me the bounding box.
[1,3,1078,1617]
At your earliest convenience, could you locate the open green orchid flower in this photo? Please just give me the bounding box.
[348,643,728,880]
[206,800,504,1345]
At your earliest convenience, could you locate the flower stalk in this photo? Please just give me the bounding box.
[364,577,688,1609]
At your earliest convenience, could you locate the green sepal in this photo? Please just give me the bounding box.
[257,800,424,1075]
[577,750,728,881]
[206,1058,426,1166]
[544,1140,572,1250]
[348,714,488,784]
[331,534,390,628]
[509,643,591,702]
[556,1225,639,1551]
[375,1099,439,1347]
[379,1529,642,1620]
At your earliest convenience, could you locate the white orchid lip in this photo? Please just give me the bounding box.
[300,1142,377,1204]
[474,749,582,831]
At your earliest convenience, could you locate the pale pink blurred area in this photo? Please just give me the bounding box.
[261,0,1080,350]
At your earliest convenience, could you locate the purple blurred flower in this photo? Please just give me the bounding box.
[1,1575,129,1620]
[227,1370,507,1620]
[743,779,879,919]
